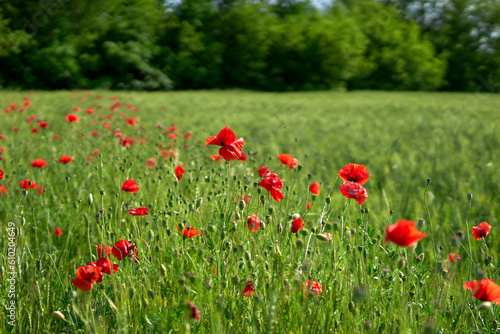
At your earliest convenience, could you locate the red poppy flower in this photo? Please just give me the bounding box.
[259,173,284,202]
[180,226,200,238]
[464,279,500,304]
[338,163,369,185]
[258,166,270,177]
[128,207,149,216]
[20,179,37,189]
[31,127,38,133]
[243,280,256,296]
[160,149,177,159]
[97,245,112,257]
[243,194,250,205]
[73,106,81,111]
[112,238,134,260]
[145,158,156,168]
[0,185,9,195]
[127,118,138,126]
[166,125,178,133]
[306,202,312,209]
[384,220,427,247]
[53,227,63,236]
[91,130,100,137]
[121,179,140,193]
[167,133,177,140]
[238,152,248,161]
[12,126,18,132]
[119,137,134,147]
[300,280,323,297]
[86,109,94,114]
[53,134,60,140]
[95,257,119,275]
[71,265,102,291]
[247,214,261,232]
[291,217,304,233]
[59,155,73,164]
[184,132,192,139]
[278,154,298,169]
[0,168,3,180]
[39,121,48,128]
[210,154,221,161]
[4,108,10,113]
[175,166,185,180]
[205,126,244,161]
[339,181,368,205]
[37,185,45,195]
[309,182,320,195]
[66,114,79,123]
[449,253,460,262]
[472,222,491,240]
[186,301,201,321]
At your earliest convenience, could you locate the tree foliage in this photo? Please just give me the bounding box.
[0,0,496,91]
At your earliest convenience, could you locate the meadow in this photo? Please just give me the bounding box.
[0,90,499,333]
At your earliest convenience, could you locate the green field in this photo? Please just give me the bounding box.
[1,90,499,333]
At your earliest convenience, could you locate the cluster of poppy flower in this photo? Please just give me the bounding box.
[71,239,138,291]
[3,96,498,308]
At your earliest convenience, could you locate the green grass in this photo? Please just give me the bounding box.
[0,90,499,333]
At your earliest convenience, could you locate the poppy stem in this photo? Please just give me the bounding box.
[464,195,473,281]
[423,183,437,264]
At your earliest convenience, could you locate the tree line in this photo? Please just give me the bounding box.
[0,0,498,92]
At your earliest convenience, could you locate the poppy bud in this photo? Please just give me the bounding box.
[238,200,246,211]
[485,255,493,266]
[325,197,331,204]
[416,253,424,263]
[220,231,226,240]
[220,212,225,219]
[128,287,135,299]
[308,173,312,180]
[479,302,492,311]
[277,223,283,234]
[348,301,356,313]
[397,257,406,269]
[261,222,266,230]
[178,222,184,231]
[441,270,448,279]
[244,251,252,262]
[142,297,149,308]
[88,193,93,205]
[445,310,452,319]
[266,215,271,224]
[297,165,303,171]
[451,236,460,247]
[296,239,303,248]
[299,229,309,236]
[467,193,473,201]
[316,234,328,242]
[417,218,424,229]
[53,311,65,321]
[409,290,415,298]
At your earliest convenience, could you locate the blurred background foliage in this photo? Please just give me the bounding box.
[0,0,498,92]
